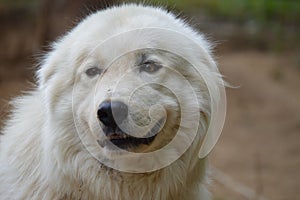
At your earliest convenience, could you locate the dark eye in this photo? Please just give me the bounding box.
[140,61,162,73]
[85,67,102,77]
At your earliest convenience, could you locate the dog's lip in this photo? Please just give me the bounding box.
[99,118,165,149]
[106,129,158,147]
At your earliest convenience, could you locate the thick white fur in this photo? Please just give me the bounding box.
[0,4,222,200]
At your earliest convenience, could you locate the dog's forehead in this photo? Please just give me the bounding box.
[67,6,185,58]
[49,5,213,82]
[88,5,179,31]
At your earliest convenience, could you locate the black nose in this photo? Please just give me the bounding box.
[97,101,128,129]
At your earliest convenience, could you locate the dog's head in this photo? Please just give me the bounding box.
[38,5,225,173]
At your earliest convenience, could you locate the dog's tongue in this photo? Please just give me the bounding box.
[108,133,128,140]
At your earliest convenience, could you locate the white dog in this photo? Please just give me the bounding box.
[0,4,223,200]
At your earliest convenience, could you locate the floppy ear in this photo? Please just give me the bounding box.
[37,60,56,89]
[37,45,66,89]
[198,73,227,159]
[36,40,65,89]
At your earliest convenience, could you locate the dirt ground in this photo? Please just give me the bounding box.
[210,51,300,200]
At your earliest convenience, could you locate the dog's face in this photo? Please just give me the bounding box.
[74,49,200,153]
[39,5,222,172]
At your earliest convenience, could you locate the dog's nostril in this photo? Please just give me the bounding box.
[97,101,128,129]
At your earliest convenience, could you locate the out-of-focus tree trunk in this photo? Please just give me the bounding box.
[35,0,119,49]
[35,0,52,49]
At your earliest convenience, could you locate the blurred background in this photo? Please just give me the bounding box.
[0,0,299,199]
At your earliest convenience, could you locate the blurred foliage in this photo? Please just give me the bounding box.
[1,0,299,24]
[0,0,38,9]
[201,0,300,23]
[135,0,300,24]
[131,0,300,51]
[0,0,299,52]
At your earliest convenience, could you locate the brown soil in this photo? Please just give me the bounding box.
[210,51,300,200]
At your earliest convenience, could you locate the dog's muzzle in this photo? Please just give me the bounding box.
[97,100,157,149]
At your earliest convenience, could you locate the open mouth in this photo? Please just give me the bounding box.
[100,118,165,150]
[109,131,157,149]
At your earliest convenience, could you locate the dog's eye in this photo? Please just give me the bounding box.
[85,67,102,77]
[140,61,162,74]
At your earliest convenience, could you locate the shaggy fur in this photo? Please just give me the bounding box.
[0,4,222,200]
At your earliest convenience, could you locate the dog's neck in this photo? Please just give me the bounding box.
[57,157,208,200]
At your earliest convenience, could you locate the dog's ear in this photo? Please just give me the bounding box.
[198,76,226,159]
[37,60,56,89]
[37,43,65,89]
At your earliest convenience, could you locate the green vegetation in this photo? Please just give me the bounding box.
[149,0,300,24]
[1,0,299,24]
[1,0,298,51]
[0,0,38,9]
[136,0,300,51]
